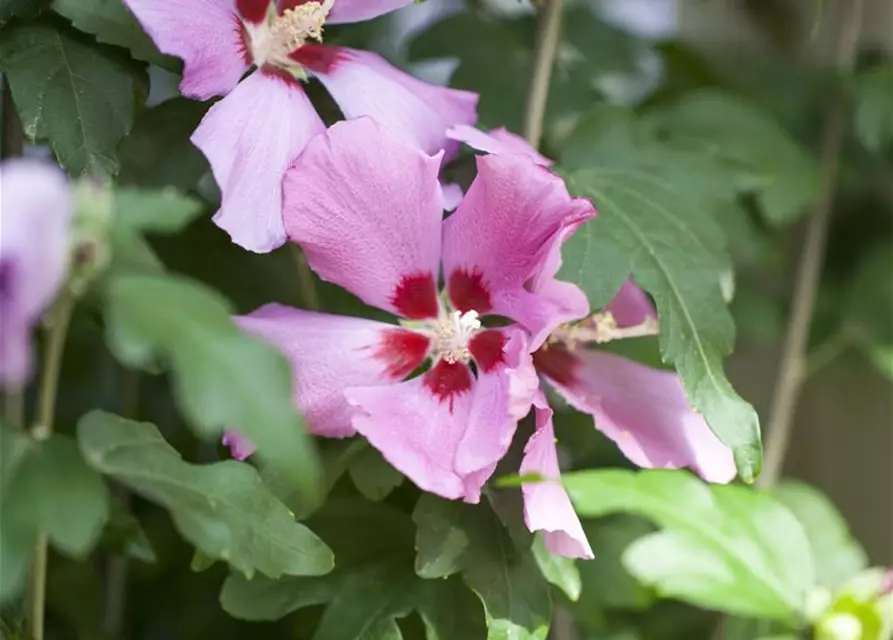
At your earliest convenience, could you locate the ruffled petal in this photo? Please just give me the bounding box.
[535,347,736,483]
[282,117,444,319]
[604,279,657,327]
[191,71,324,253]
[520,393,594,559]
[292,45,478,156]
[236,303,429,437]
[123,0,249,99]
[0,159,72,387]
[447,125,552,166]
[442,154,596,347]
[441,182,464,212]
[306,0,415,24]
[346,333,536,502]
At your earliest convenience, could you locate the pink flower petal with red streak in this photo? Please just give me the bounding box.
[192,72,324,253]
[295,46,478,156]
[123,0,249,100]
[536,347,736,483]
[283,117,444,318]
[520,393,593,559]
[442,154,595,347]
[236,304,429,438]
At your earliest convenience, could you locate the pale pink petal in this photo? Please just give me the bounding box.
[192,72,324,253]
[282,117,444,319]
[442,154,596,348]
[317,0,415,24]
[455,328,539,502]
[605,280,656,327]
[0,159,72,387]
[123,0,249,100]
[222,429,257,460]
[236,304,430,437]
[447,125,552,166]
[292,45,478,156]
[441,182,464,212]
[534,347,736,483]
[520,393,593,559]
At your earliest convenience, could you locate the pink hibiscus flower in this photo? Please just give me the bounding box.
[228,116,594,538]
[123,0,478,252]
[0,159,72,389]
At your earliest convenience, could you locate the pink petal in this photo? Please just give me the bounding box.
[0,159,72,387]
[442,154,596,348]
[222,429,257,460]
[605,280,657,327]
[520,393,594,559]
[313,0,415,24]
[123,0,248,100]
[441,182,464,212]
[447,125,552,166]
[236,303,429,437]
[191,71,324,253]
[282,117,444,319]
[293,45,478,156]
[534,347,736,483]
[346,333,537,502]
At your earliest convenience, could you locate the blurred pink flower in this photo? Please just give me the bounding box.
[0,159,72,388]
[123,0,478,253]
[229,117,593,516]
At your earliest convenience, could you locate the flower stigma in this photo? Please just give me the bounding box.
[432,309,481,364]
[247,0,335,69]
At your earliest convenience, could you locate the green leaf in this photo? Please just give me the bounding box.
[412,494,470,580]
[221,498,487,639]
[53,0,172,67]
[564,469,814,623]
[656,90,820,225]
[103,273,321,497]
[412,496,551,639]
[117,97,209,191]
[854,63,893,153]
[0,0,49,25]
[99,496,156,563]
[77,411,333,579]
[532,533,581,602]
[348,445,404,502]
[571,516,654,619]
[112,186,203,236]
[0,24,139,176]
[772,481,867,588]
[559,167,762,481]
[1,432,109,603]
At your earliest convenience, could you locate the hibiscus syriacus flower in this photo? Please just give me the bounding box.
[123,0,478,252]
[0,159,72,388]
[230,117,594,516]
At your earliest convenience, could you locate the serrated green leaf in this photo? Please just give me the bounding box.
[772,481,867,588]
[348,445,404,502]
[417,575,488,640]
[53,0,173,68]
[564,469,814,623]
[99,495,156,563]
[117,97,209,190]
[0,24,138,176]
[0,0,49,25]
[412,494,470,580]
[103,273,321,497]
[656,90,820,225]
[854,63,893,153]
[112,187,203,235]
[532,533,581,602]
[559,168,762,481]
[78,411,333,579]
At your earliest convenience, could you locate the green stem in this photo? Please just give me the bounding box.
[4,389,24,429]
[522,0,565,148]
[27,292,76,640]
[290,244,320,311]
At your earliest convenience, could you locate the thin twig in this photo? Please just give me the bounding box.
[28,292,76,640]
[290,244,320,311]
[758,0,864,486]
[522,0,565,148]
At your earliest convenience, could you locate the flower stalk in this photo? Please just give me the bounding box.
[523,0,565,148]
